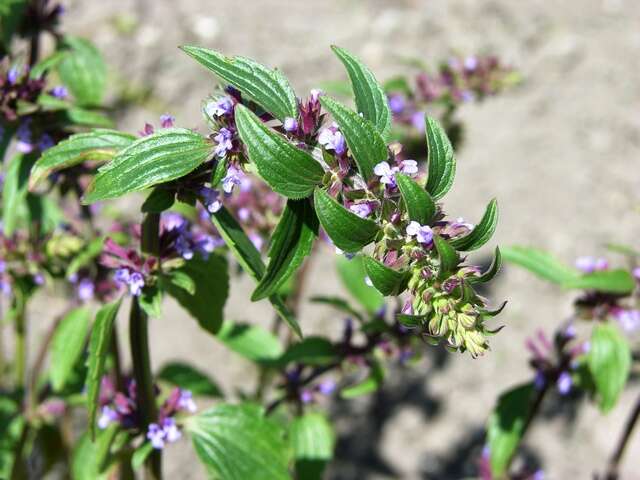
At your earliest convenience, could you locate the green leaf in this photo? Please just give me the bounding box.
[314,188,379,253]
[138,286,162,318]
[397,314,425,328]
[187,403,289,480]
[487,383,536,477]
[30,50,68,79]
[0,0,26,50]
[2,153,33,235]
[163,254,228,335]
[336,255,384,313]
[71,432,111,480]
[319,95,388,180]
[331,46,391,140]
[501,246,579,285]
[131,442,153,471]
[157,362,222,397]
[424,116,456,200]
[275,337,337,367]
[217,320,283,363]
[395,173,436,225]
[86,299,122,439]
[50,307,91,392]
[588,323,631,412]
[180,46,297,121]
[252,199,318,300]
[161,269,195,295]
[291,412,335,480]
[141,187,174,213]
[67,237,105,279]
[434,235,459,278]
[341,359,385,398]
[468,247,502,285]
[66,108,114,128]
[562,269,636,295]
[450,198,498,251]
[0,125,14,164]
[210,207,301,337]
[309,295,364,322]
[362,256,407,296]
[30,129,136,190]
[57,36,107,107]
[83,128,211,204]
[235,104,324,199]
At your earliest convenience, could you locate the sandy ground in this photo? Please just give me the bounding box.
[34,0,640,478]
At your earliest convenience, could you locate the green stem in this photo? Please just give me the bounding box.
[130,212,162,480]
[13,295,26,390]
[603,391,640,480]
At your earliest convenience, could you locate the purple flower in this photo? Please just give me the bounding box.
[388,94,406,114]
[33,273,45,286]
[406,221,433,246]
[283,117,298,132]
[160,114,175,128]
[249,232,263,251]
[77,278,95,302]
[206,97,234,118]
[214,128,234,158]
[317,379,336,396]
[139,123,155,137]
[7,66,20,85]
[200,187,222,213]
[38,134,54,151]
[300,390,314,404]
[556,371,572,395]
[410,111,426,130]
[162,212,187,232]
[464,56,478,71]
[401,300,413,315]
[310,89,323,102]
[51,85,68,99]
[147,423,166,449]
[399,159,418,176]
[534,371,546,390]
[0,260,5,273]
[98,406,118,429]
[175,235,194,260]
[460,89,475,102]
[349,202,374,218]
[195,234,224,257]
[0,279,11,297]
[16,120,34,153]
[162,417,182,443]
[177,390,197,413]
[374,161,396,186]
[114,268,145,296]
[318,124,346,155]
[614,309,640,332]
[633,267,640,282]
[222,165,244,194]
[575,256,609,273]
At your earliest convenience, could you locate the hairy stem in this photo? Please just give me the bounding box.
[603,391,640,480]
[130,212,161,480]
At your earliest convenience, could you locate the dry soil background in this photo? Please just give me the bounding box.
[42,0,640,478]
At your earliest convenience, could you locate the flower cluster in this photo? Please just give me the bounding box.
[97,376,196,450]
[387,54,518,133]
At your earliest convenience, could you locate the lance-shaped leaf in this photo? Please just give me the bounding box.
[450,198,498,251]
[217,320,284,364]
[210,206,301,337]
[468,247,502,285]
[187,404,289,480]
[434,235,459,278]
[331,45,391,140]
[274,337,337,367]
[487,383,536,476]
[501,246,579,285]
[362,256,407,296]
[50,307,91,392]
[341,359,385,399]
[157,362,223,397]
[424,116,456,200]
[2,153,33,235]
[86,299,122,439]
[336,255,384,313]
[235,105,323,198]
[82,128,211,204]
[291,412,336,480]
[57,36,106,107]
[180,45,297,121]
[314,188,379,253]
[562,269,636,295]
[163,254,228,335]
[588,323,631,412]
[396,173,436,225]
[252,199,318,301]
[30,129,136,190]
[319,95,387,180]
